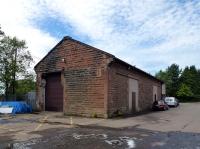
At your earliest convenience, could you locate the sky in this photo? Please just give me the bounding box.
[0,0,200,74]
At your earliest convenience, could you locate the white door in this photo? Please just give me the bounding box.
[128,78,139,113]
[153,86,158,102]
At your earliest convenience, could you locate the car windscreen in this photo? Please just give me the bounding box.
[165,98,174,102]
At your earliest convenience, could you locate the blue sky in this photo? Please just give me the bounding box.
[34,15,91,42]
[0,0,200,74]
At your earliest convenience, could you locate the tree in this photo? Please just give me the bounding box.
[156,64,181,96]
[16,74,36,100]
[180,66,200,96]
[167,64,181,96]
[0,36,33,100]
[0,26,4,36]
[155,70,167,81]
[177,83,193,97]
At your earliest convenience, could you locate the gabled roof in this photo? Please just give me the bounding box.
[34,36,114,70]
[34,36,163,83]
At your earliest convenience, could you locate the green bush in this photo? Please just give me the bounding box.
[177,83,193,97]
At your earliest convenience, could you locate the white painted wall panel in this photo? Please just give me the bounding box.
[128,78,139,112]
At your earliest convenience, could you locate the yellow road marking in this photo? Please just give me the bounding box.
[34,123,43,131]
[0,125,15,131]
[34,116,48,131]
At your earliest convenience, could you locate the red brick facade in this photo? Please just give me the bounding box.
[35,37,163,118]
[107,62,162,117]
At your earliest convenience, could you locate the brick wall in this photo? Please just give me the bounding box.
[108,62,162,117]
[35,38,111,118]
[35,37,163,118]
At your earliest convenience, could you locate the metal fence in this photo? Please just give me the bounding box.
[25,91,37,111]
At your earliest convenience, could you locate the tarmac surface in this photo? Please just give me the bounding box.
[0,102,200,149]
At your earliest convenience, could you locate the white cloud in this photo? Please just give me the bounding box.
[42,0,200,73]
[0,0,200,74]
[0,0,58,69]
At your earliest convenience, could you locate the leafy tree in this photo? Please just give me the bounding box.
[156,64,200,101]
[155,70,167,81]
[0,36,33,100]
[167,64,181,96]
[16,74,36,100]
[180,66,200,96]
[156,64,181,96]
[177,83,193,97]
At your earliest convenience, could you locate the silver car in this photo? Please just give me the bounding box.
[164,97,179,107]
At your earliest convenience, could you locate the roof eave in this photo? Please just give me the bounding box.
[113,57,164,84]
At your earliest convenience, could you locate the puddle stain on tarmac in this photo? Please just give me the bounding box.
[127,139,136,148]
[10,138,42,149]
[72,133,136,148]
[11,133,137,149]
[105,136,136,149]
[72,133,108,140]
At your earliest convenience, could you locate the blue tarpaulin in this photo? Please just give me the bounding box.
[0,101,32,114]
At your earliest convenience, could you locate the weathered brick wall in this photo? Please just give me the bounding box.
[35,37,162,118]
[108,62,162,117]
[108,66,129,116]
[35,38,111,118]
[35,72,44,111]
[35,40,67,73]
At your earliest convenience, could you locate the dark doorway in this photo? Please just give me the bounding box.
[154,94,157,101]
[45,72,63,111]
[132,92,136,113]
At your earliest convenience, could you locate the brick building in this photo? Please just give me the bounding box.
[34,36,165,118]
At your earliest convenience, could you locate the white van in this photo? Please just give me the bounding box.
[164,97,179,107]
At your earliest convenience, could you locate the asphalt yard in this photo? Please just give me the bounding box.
[0,102,200,149]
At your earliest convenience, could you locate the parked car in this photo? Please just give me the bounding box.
[152,100,169,111]
[164,97,179,107]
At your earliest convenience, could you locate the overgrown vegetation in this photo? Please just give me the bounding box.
[15,74,36,100]
[156,64,200,102]
[0,26,35,100]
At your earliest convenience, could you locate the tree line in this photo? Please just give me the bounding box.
[156,64,200,101]
[0,26,35,100]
